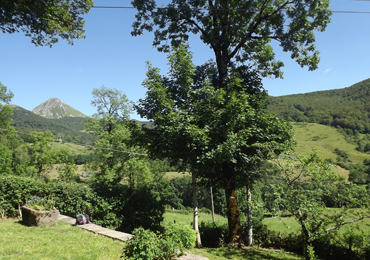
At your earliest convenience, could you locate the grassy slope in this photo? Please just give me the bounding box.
[291,122,370,178]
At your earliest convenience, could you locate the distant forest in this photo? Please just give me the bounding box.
[10,105,95,145]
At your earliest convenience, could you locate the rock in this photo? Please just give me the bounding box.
[21,206,59,227]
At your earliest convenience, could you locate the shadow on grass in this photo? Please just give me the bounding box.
[201,247,303,260]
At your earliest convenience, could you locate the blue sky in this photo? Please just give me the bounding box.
[1,0,370,120]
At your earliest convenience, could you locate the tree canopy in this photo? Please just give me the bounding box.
[85,86,150,186]
[136,45,294,244]
[132,0,332,88]
[0,0,93,46]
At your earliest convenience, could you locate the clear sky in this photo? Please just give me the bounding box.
[1,0,370,120]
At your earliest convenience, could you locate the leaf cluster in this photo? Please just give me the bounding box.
[132,0,331,76]
[0,0,93,46]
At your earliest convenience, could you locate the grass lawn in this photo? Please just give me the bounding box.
[163,211,228,226]
[0,219,123,260]
[1,213,307,260]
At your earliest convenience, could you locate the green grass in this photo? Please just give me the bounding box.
[0,219,123,260]
[262,208,370,236]
[190,246,304,260]
[292,122,370,164]
[291,122,370,179]
[51,142,90,155]
[164,171,191,179]
[47,164,86,179]
[164,211,304,259]
[163,211,228,226]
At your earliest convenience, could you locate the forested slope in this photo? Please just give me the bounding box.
[267,78,370,134]
[10,105,94,145]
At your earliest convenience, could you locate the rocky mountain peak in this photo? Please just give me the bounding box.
[31,98,86,119]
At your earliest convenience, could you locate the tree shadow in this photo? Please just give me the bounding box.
[201,247,303,260]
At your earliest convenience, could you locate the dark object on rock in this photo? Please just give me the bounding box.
[21,206,59,227]
[76,214,91,225]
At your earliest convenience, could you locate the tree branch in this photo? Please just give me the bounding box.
[325,215,370,232]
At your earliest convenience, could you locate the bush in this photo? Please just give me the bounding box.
[0,176,166,234]
[199,221,228,248]
[122,227,184,260]
[165,223,196,249]
[200,207,212,214]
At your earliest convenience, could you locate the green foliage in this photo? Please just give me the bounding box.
[136,44,294,243]
[119,184,165,232]
[0,175,166,233]
[122,227,185,260]
[85,86,151,186]
[165,223,197,249]
[267,150,370,260]
[0,142,13,175]
[199,221,228,248]
[0,83,16,142]
[25,195,55,211]
[0,0,93,46]
[27,130,57,177]
[57,147,79,182]
[132,0,331,78]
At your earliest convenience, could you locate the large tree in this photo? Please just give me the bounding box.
[132,0,332,88]
[136,45,294,244]
[85,86,150,186]
[0,0,93,46]
[28,130,56,178]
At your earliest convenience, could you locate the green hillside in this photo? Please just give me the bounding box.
[10,105,94,145]
[267,78,370,134]
[267,78,370,183]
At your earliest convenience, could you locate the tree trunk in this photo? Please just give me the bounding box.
[246,182,253,246]
[210,186,215,223]
[223,162,243,245]
[296,206,312,260]
[192,172,202,248]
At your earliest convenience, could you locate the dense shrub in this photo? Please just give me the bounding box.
[122,227,184,260]
[0,175,166,233]
[119,185,165,233]
[165,224,196,249]
[199,221,228,248]
[0,175,48,217]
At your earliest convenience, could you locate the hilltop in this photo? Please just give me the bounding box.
[31,98,86,119]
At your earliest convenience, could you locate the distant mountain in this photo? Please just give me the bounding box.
[10,105,94,145]
[267,78,370,134]
[31,98,86,119]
